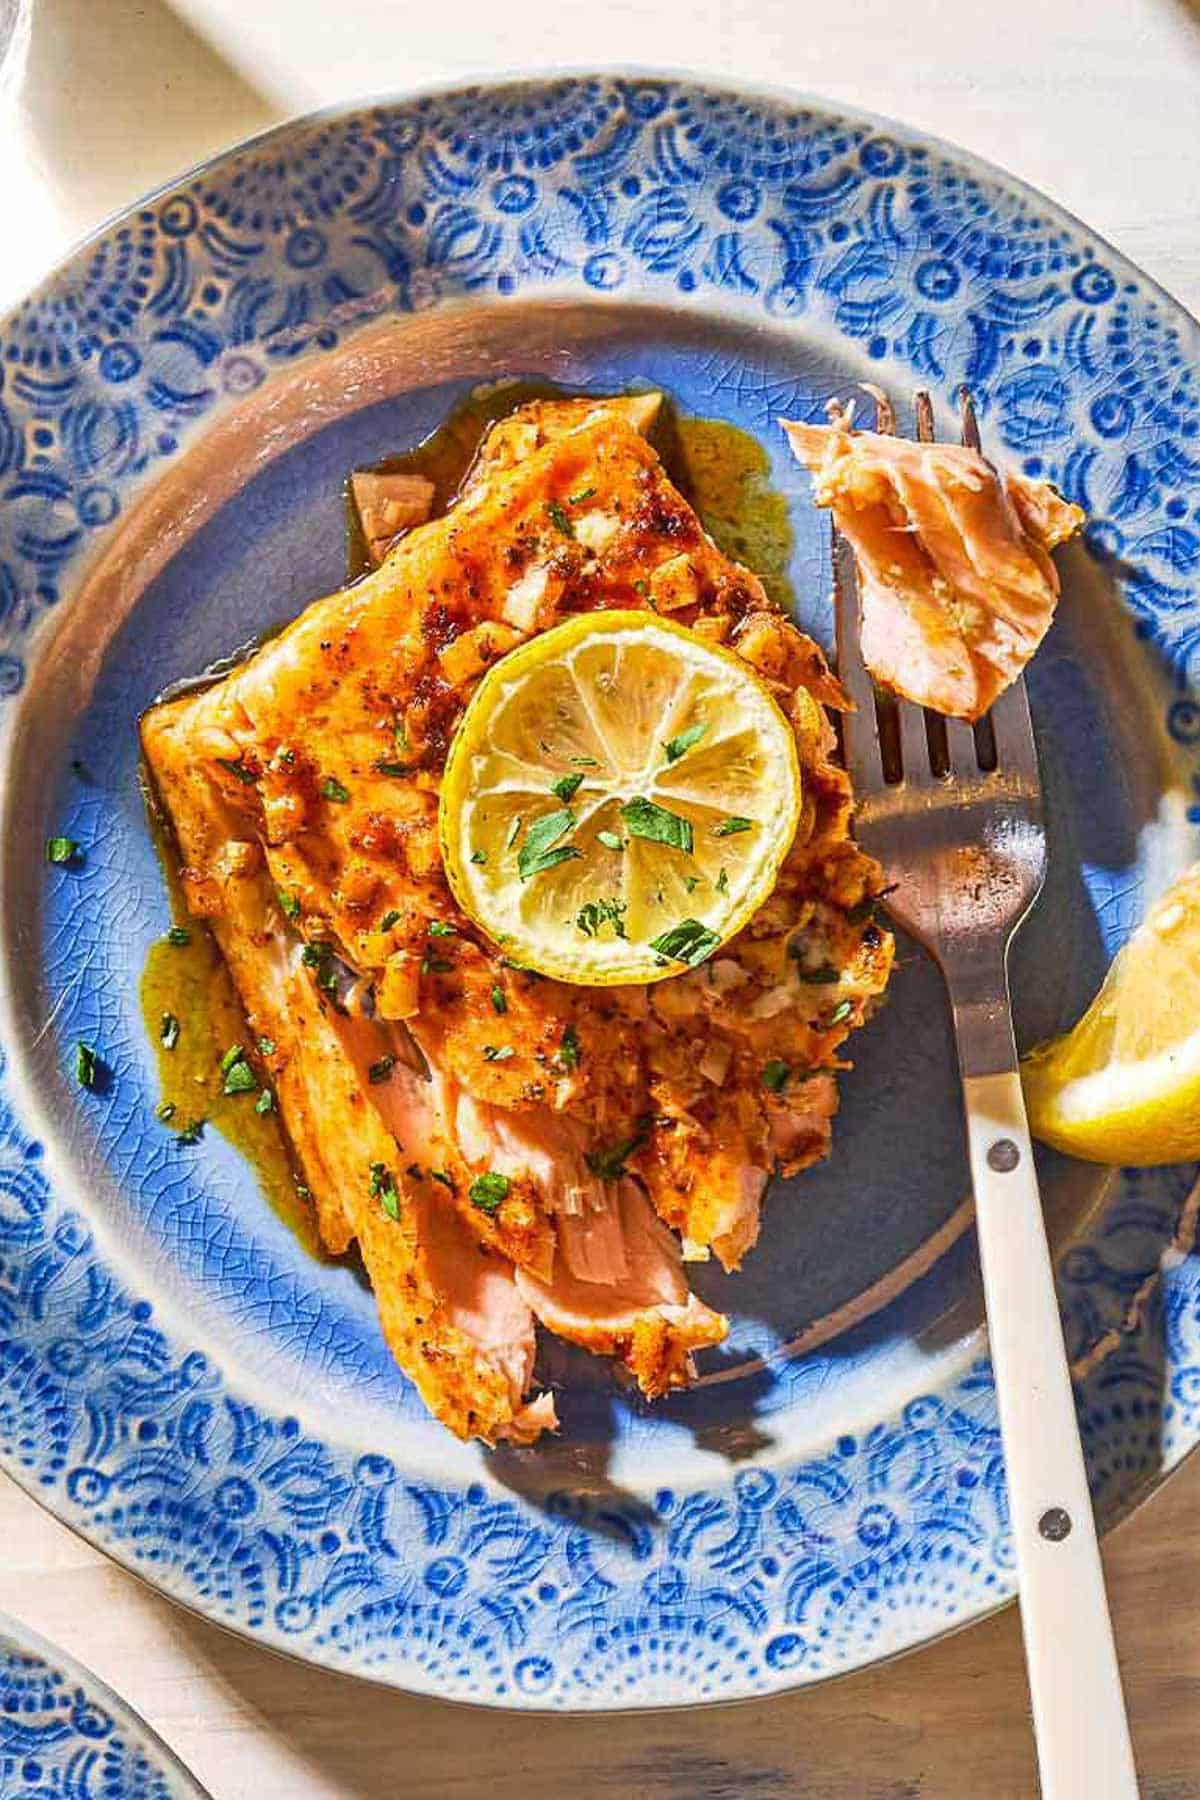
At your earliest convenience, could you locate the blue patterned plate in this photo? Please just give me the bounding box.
[0,1612,209,1798]
[0,74,1197,1709]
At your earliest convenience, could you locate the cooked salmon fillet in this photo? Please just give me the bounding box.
[142,392,892,1441]
[782,415,1084,721]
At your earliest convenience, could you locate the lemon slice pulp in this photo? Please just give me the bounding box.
[1023,861,1200,1164]
[440,610,802,984]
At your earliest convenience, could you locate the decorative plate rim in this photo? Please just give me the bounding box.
[11,63,1200,357]
[0,1606,212,1796]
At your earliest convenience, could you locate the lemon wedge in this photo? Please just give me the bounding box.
[1023,861,1200,1164]
[440,610,802,984]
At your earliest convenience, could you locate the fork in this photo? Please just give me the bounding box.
[834,387,1139,1798]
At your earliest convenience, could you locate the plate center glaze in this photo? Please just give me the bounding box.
[2,301,1136,1485]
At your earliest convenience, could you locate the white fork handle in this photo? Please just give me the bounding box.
[963,1072,1139,1800]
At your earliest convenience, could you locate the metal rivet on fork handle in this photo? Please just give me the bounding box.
[1039,1507,1072,1542]
[987,1138,1020,1172]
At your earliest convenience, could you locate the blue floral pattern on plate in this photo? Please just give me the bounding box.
[0,1614,208,1797]
[0,76,1198,1708]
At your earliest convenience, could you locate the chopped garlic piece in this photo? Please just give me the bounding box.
[574,509,620,555]
[503,564,551,631]
[438,621,523,687]
[698,1040,733,1085]
[649,553,702,613]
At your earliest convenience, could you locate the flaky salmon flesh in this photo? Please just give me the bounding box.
[783,414,1084,722]
[142,392,893,1443]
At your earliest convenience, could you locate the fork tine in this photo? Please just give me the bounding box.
[872,390,897,434]
[831,526,884,790]
[957,385,1038,786]
[958,385,982,453]
[945,716,979,775]
[904,389,952,784]
[897,699,932,780]
[988,677,1040,783]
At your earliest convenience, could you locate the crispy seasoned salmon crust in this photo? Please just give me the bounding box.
[142,393,892,1440]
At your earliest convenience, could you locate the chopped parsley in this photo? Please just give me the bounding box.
[255,1088,274,1115]
[649,917,721,967]
[846,884,896,924]
[490,984,507,1015]
[570,755,598,767]
[552,772,584,803]
[275,747,296,768]
[320,776,350,803]
[223,1056,257,1096]
[517,808,581,881]
[505,815,523,851]
[715,867,729,895]
[177,1117,205,1145]
[160,1012,180,1052]
[792,957,840,984]
[620,795,693,854]
[469,1171,511,1214]
[545,499,575,538]
[369,1161,401,1220]
[597,829,624,852]
[430,1169,455,1191]
[373,760,410,778]
[483,1044,514,1062]
[217,757,257,785]
[155,1100,176,1123]
[828,999,854,1027]
[586,1128,647,1183]
[762,1059,790,1094]
[379,909,402,931]
[470,849,488,865]
[427,920,456,937]
[662,721,708,765]
[715,816,753,837]
[166,926,191,947]
[302,942,342,996]
[45,836,80,865]
[684,874,701,895]
[74,1043,100,1089]
[568,485,597,505]
[278,889,301,920]
[558,1023,581,1070]
[217,1047,254,1096]
[368,1055,396,1084]
[576,897,627,939]
[421,950,453,975]
[633,579,650,597]
[257,1036,276,1056]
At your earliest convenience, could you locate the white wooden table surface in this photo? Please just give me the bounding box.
[3,2,1200,1794]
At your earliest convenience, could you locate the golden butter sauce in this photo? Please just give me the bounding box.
[140,803,327,1258]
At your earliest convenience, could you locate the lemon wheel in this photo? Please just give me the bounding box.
[1023,861,1200,1164]
[440,610,802,984]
